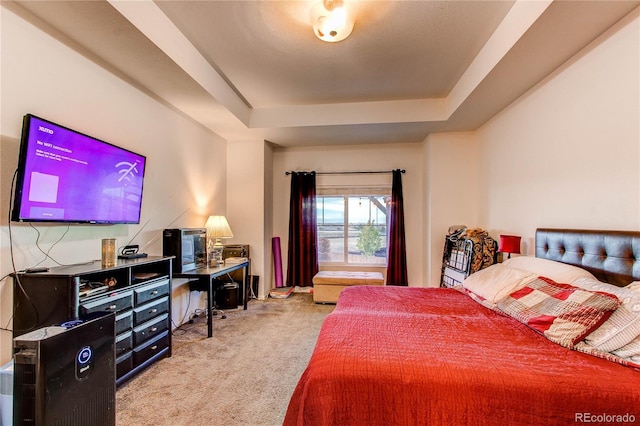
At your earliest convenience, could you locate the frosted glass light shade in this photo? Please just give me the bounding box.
[310,1,354,43]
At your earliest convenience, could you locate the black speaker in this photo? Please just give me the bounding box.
[13,312,115,426]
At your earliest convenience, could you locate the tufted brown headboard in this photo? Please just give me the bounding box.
[535,228,640,287]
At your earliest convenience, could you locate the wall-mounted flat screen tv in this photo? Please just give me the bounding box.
[11,114,146,224]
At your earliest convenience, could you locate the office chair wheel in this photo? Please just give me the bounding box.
[211,307,226,319]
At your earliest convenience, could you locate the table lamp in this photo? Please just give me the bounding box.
[205,215,234,266]
[499,234,521,260]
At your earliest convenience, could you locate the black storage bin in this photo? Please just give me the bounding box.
[216,282,238,309]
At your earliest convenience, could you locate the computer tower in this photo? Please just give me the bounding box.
[216,282,239,310]
[13,312,116,426]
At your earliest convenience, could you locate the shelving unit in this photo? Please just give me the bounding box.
[13,256,173,386]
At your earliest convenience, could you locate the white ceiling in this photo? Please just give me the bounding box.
[7,0,639,147]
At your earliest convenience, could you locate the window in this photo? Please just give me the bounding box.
[317,194,390,265]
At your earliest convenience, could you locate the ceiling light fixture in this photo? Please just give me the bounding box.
[310,0,354,43]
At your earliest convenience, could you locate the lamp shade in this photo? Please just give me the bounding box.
[499,235,521,254]
[205,215,234,241]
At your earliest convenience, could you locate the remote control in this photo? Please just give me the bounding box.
[24,267,49,273]
[118,253,148,260]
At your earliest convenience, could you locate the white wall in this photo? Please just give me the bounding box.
[272,142,425,287]
[424,132,480,286]
[421,8,640,286]
[226,140,272,299]
[262,143,274,297]
[475,7,640,252]
[0,8,226,364]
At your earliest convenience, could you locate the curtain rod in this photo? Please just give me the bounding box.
[285,169,405,176]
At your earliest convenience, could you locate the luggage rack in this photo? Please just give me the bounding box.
[440,235,473,288]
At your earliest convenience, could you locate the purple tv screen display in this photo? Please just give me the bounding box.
[12,114,146,224]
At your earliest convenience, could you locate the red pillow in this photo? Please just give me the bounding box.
[496,277,620,347]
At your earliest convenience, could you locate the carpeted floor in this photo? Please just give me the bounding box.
[116,293,334,426]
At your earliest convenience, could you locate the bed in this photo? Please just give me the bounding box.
[284,229,640,425]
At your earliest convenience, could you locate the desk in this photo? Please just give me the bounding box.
[174,260,250,337]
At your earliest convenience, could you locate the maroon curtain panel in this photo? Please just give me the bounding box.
[286,172,319,287]
[386,169,408,286]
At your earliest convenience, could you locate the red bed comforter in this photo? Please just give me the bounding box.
[284,286,640,426]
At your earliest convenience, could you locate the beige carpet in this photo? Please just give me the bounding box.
[116,293,334,426]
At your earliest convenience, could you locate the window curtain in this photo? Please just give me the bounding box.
[286,172,318,287]
[386,169,408,286]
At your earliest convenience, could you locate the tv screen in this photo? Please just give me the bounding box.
[11,114,146,224]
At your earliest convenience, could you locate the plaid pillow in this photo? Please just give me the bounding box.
[496,277,620,348]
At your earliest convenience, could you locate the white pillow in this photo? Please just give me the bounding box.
[573,277,640,352]
[612,336,640,363]
[626,281,640,291]
[462,264,537,307]
[501,256,596,284]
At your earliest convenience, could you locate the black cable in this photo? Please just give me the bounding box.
[29,222,70,267]
[171,290,193,334]
[7,169,39,333]
[0,273,17,332]
[6,168,95,334]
